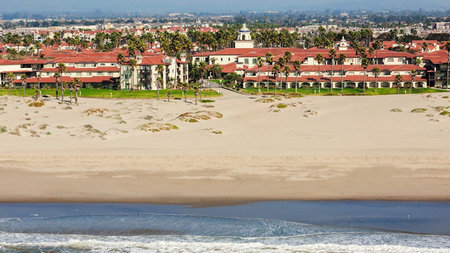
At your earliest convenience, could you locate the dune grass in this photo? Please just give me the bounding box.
[241,87,449,96]
[0,88,222,99]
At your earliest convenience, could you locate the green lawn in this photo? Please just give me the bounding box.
[241,87,449,96]
[0,88,222,99]
[209,79,224,84]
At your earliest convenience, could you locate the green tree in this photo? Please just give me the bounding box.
[328,49,337,92]
[156,64,165,101]
[256,56,264,95]
[338,54,346,91]
[410,70,417,94]
[265,53,274,91]
[272,64,281,95]
[361,57,370,94]
[315,54,324,93]
[20,74,27,97]
[293,60,301,93]
[56,62,66,100]
[395,74,403,94]
[5,72,15,95]
[372,67,381,93]
[283,65,291,94]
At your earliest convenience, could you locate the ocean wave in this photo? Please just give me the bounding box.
[1,213,449,252]
[1,236,450,253]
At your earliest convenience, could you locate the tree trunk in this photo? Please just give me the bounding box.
[195,92,197,105]
[184,89,187,102]
[157,85,160,101]
[341,65,344,91]
[295,73,298,93]
[330,61,333,93]
[375,75,378,94]
[61,86,64,102]
[75,91,78,104]
[318,65,321,94]
[56,81,59,100]
[397,83,400,94]
[410,79,413,94]
[70,91,73,104]
[257,67,261,95]
[22,84,25,97]
[274,79,277,95]
[285,76,288,94]
[363,70,366,94]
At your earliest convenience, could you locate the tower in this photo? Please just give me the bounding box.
[234,24,254,49]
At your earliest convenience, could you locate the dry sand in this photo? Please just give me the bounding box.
[0,90,449,205]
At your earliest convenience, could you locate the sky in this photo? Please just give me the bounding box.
[0,0,448,14]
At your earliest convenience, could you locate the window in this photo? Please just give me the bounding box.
[252,59,257,64]
[245,59,249,64]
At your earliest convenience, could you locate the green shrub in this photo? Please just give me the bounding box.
[28,101,44,107]
[411,108,427,113]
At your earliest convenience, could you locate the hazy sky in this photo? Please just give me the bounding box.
[0,0,448,14]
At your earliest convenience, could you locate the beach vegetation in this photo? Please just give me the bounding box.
[200,99,215,103]
[0,126,7,133]
[212,130,223,134]
[411,108,427,113]
[28,101,45,107]
[390,108,402,112]
[177,111,223,122]
[83,108,109,116]
[256,98,275,103]
[139,123,179,132]
[440,111,450,116]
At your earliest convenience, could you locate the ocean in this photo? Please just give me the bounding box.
[0,201,449,252]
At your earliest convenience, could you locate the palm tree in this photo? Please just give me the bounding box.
[56,63,66,100]
[395,74,403,94]
[20,74,27,97]
[256,56,264,95]
[338,54,346,91]
[361,57,370,94]
[283,65,291,94]
[372,67,381,93]
[193,83,199,105]
[60,81,66,103]
[284,51,292,63]
[181,82,189,102]
[5,72,15,95]
[272,64,281,95]
[445,41,450,88]
[410,70,417,94]
[73,78,82,104]
[329,49,337,93]
[265,53,274,91]
[117,53,125,65]
[156,64,165,101]
[128,58,138,90]
[293,60,301,93]
[68,80,75,104]
[315,54,323,93]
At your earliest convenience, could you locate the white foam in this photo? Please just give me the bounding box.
[0,233,449,253]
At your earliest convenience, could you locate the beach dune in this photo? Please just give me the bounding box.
[0,90,449,205]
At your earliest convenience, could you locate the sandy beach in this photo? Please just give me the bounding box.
[0,89,449,205]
